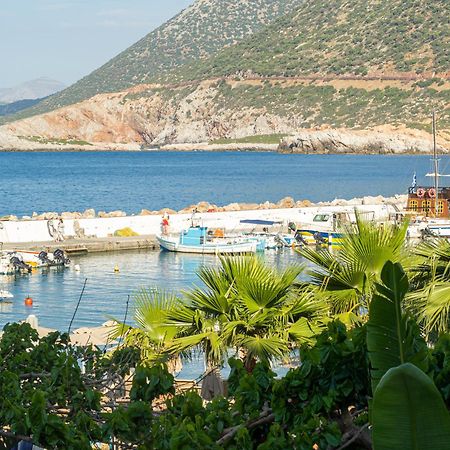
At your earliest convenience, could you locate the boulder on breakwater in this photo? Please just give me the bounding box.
[10,194,408,222]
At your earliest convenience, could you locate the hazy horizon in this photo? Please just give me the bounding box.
[0,0,193,88]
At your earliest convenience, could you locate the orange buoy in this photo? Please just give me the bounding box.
[24,297,33,307]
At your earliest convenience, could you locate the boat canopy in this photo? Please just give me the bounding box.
[240,219,282,226]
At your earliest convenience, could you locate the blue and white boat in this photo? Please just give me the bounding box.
[157,226,258,254]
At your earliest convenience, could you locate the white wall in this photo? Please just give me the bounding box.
[0,204,394,244]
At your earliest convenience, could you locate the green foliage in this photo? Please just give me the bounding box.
[372,363,450,450]
[130,364,175,402]
[272,322,369,425]
[300,216,408,315]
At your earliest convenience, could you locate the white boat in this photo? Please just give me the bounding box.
[0,290,13,300]
[4,249,70,269]
[157,226,258,254]
[0,254,15,275]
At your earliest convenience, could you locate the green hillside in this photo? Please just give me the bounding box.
[10,0,302,119]
[173,0,449,81]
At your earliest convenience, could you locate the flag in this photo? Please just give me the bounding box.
[411,172,417,188]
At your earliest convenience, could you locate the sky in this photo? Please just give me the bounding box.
[0,0,193,88]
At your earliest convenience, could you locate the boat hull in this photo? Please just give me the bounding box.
[157,236,257,254]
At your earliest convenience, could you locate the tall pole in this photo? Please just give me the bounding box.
[432,112,439,216]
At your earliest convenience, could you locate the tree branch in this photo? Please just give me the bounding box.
[217,410,275,446]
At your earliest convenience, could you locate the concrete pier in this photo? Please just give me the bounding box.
[2,235,159,254]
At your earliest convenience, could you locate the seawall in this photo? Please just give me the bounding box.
[0,203,398,251]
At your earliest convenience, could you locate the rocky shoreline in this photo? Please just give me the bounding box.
[0,194,408,222]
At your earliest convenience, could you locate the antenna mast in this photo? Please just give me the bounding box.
[432,111,439,216]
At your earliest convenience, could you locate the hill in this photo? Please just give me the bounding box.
[0,78,65,103]
[173,0,449,81]
[1,0,449,151]
[0,98,42,116]
[9,0,302,120]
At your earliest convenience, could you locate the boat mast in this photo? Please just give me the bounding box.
[432,111,439,216]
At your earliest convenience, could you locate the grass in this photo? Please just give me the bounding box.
[209,134,287,145]
[21,136,93,146]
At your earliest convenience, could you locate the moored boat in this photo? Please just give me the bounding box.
[406,113,450,238]
[157,226,258,254]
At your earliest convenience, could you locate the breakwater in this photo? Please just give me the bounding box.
[0,195,406,249]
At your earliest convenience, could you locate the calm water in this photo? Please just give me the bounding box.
[0,249,303,331]
[0,151,439,217]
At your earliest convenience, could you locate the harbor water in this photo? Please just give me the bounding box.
[0,151,439,217]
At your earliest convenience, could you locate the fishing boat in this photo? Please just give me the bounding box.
[157,226,258,254]
[294,213,349,246]
[406,113,450,238]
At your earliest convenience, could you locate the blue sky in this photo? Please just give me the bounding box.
[0,0,193,88]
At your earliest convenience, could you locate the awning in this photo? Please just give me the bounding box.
[240,219,282,226]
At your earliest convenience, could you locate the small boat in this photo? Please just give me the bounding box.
[4,249,70,269]
[294,213,348,246]
[406,113,450,239]
[157,226,258,254]
[0,254,16,275]
[0,290,13,301]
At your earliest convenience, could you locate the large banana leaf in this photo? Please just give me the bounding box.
[367,261,429,392]
[373,363,450,450]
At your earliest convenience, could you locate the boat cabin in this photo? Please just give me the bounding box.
[179,226,209,246]
[407,186,450,218]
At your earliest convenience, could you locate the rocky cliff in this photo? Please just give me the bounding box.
[1,78,449,153]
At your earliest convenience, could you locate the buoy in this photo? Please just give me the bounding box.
[74,264,81,272]
[24,296,33,307]
[114,265,120,273]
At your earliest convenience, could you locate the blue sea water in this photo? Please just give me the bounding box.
[0,151,438,217]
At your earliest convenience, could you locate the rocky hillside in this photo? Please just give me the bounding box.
[1,0,449,151]
[2,78,449,152]
[174,0,449,80]
[6,0,302,121]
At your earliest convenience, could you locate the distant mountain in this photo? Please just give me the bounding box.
[9,0,302,118]
[0,98,43,116]
[0,78,65,104]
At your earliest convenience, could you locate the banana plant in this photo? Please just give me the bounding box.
[368,261,450,449]
[367,260,429,392]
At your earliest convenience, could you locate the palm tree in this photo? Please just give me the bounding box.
[407,239,450,335]
[168,256,326,371]
[299,215,408,320]
[111,289,180,365]
[117,256,326,372]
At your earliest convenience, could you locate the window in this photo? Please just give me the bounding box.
[408,199,418,211]
[313,214,330,222]
[422,200,432,213]
[438,200,445,215]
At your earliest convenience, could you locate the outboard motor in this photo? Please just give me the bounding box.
[294,230,308,246]
[38,251,51,265]
[53,249,70,266]
[313,232,327,246]
[10,256,32,273]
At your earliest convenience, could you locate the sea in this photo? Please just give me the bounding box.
[0,151,442,339]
